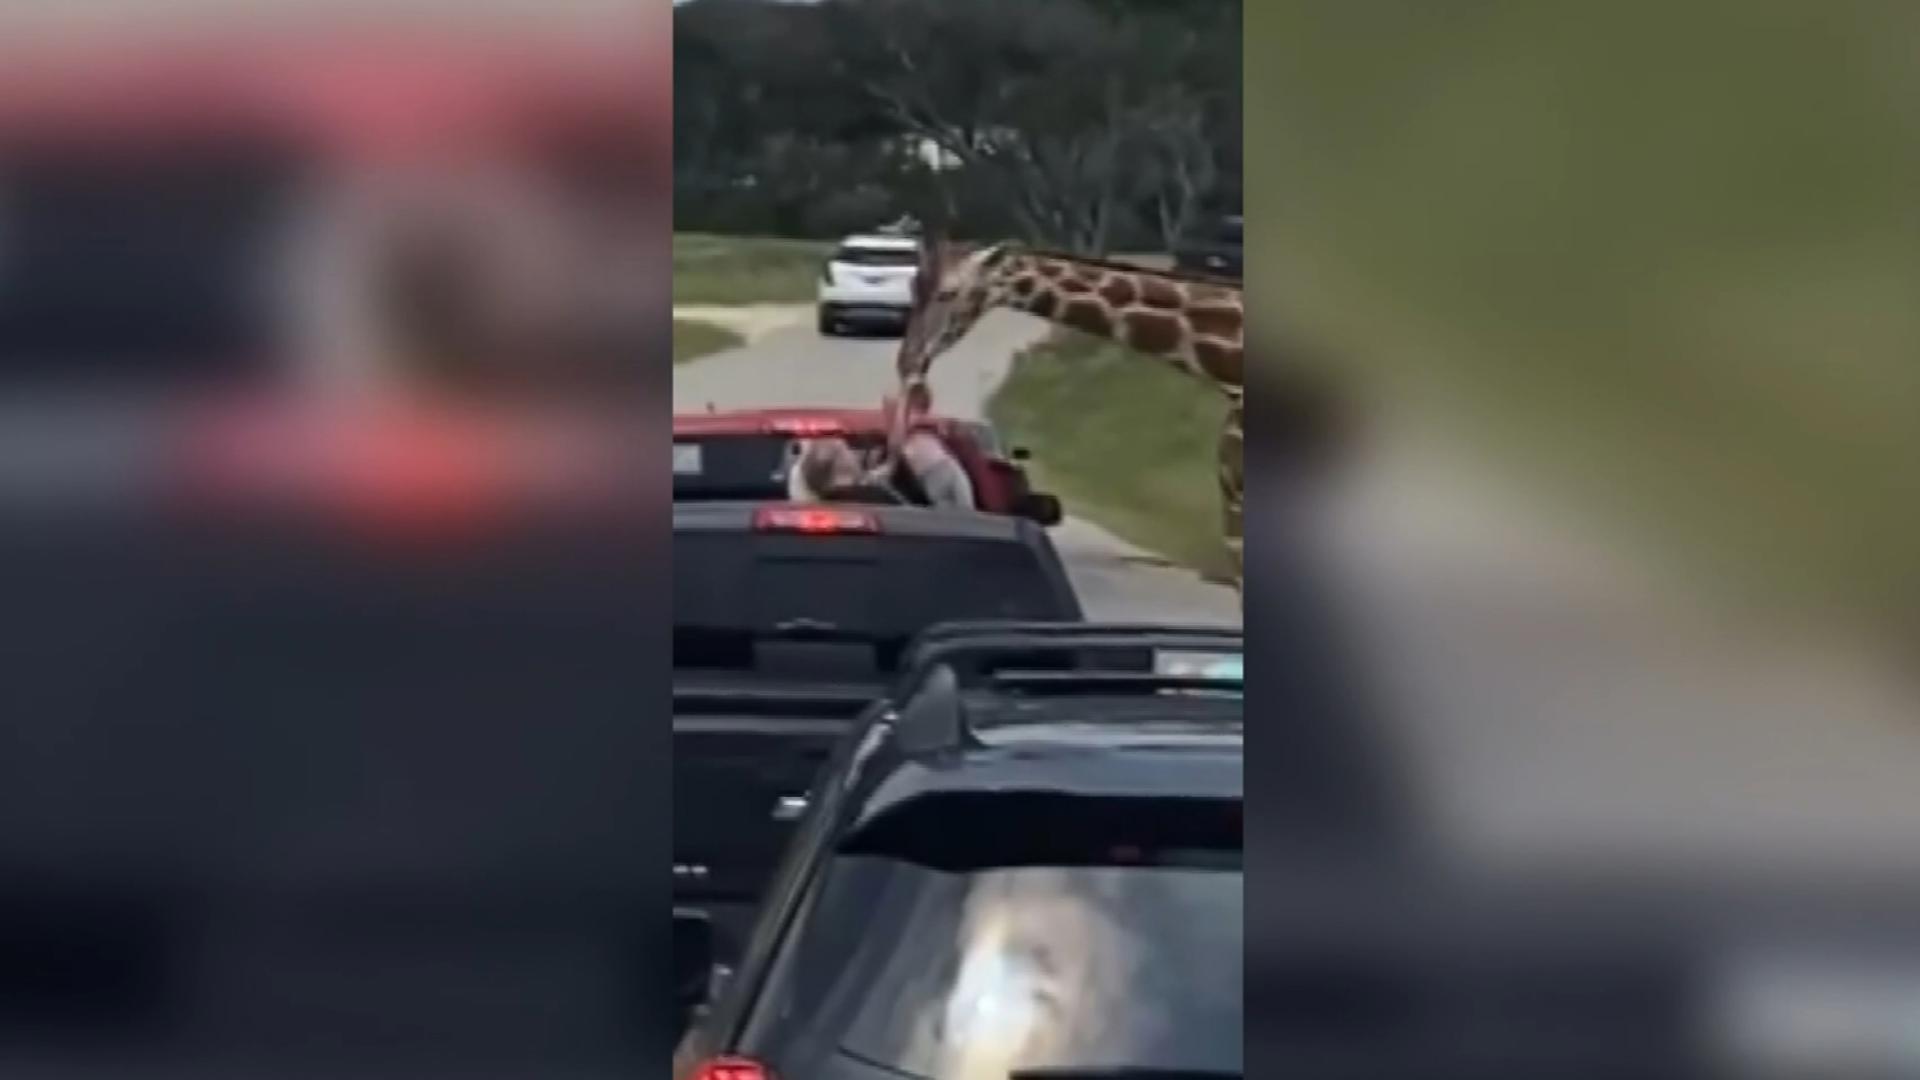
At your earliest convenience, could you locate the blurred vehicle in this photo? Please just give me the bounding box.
[0,29,660,398]
[673,622,1244,1078]
[0,26,668,1072]
[672,407,1062,526]
[1174,212,1244,281]
[0,396,662,1071]
[672,503,1083,968]
[815,233,921,337]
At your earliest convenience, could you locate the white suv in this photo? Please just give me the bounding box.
[816,233,921,337]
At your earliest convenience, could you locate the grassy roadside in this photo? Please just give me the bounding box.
[673,233,831,305]
[1252,3,1920,638]
[989,330,1234,581]
[672,318,744,364]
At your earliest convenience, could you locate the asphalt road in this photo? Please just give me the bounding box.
[672,308,1242,626]
[674,305,1920,876]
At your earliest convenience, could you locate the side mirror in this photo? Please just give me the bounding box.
[1018,492,1063,527]
[1010,446,1032,463]
[673,908,715,1030]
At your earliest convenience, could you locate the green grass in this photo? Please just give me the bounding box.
[1250,2,1920,637]
[672,318,744,364]
[673,233,832,305]
[990,330,1234,581]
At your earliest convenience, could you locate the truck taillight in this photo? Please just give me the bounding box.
[692,1057,771,1080]
[753,507,878,534]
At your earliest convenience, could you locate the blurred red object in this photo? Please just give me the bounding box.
[172,394,650,542]
[0,28,664,167]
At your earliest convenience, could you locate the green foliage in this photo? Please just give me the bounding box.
[672,234,832,305]
[673,0,1240,245]
[990,331,1234,580]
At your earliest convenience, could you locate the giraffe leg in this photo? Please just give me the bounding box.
[1218,401,1244,591]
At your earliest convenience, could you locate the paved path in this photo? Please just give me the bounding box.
[672,308,1241,625]
[673,304,812,344]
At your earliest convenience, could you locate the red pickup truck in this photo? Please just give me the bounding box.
[672,407,1062,525]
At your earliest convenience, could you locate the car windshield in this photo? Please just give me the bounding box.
[833,244,919,267]
[838,862,1240,1077]
[748,821,1241,1078]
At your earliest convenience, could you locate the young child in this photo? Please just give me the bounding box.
[787,438,904,505]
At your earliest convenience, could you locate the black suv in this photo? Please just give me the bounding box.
[674,622,1244,1080]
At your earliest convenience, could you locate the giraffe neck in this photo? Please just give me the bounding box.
[990,252,1244,394]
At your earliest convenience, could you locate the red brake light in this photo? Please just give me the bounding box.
[753,507,878,534]
[766,417,844,437]
[693,1058,771,1080]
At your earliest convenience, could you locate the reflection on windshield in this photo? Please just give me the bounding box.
[834,861,1242,1079]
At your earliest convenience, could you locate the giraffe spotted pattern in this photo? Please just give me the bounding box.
[895,242,1245,589]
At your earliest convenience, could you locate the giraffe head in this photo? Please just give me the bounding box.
[897,239,1019,392]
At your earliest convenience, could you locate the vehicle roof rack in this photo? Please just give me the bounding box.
[987,670,1242,696]
[903,620,1240,670]
[889,621,1243,757]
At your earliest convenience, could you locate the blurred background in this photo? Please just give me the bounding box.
[0,2,671,1075]
[1243,9,1920,1073]
[1249,1,1920,879]
[1257,1,1916,643]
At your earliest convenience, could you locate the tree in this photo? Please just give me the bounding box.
[820,0,1107,250]
[824,0,1237,252]
[1132,87,1220,251]
[672,0,1242,246]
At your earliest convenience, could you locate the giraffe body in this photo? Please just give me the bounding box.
[896,242,1244,587]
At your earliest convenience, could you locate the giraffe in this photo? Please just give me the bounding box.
[894,239,1245,587]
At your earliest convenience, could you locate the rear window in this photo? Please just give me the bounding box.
[672,432,888,499]
[746,794,1242,1076]
[673,528,1074,678]
[674,430,985,500]
[831,244,919,268]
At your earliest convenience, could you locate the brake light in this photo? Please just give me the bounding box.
[692,1058,771,1080]
[765,417,845,437]
[753,507,878,534]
